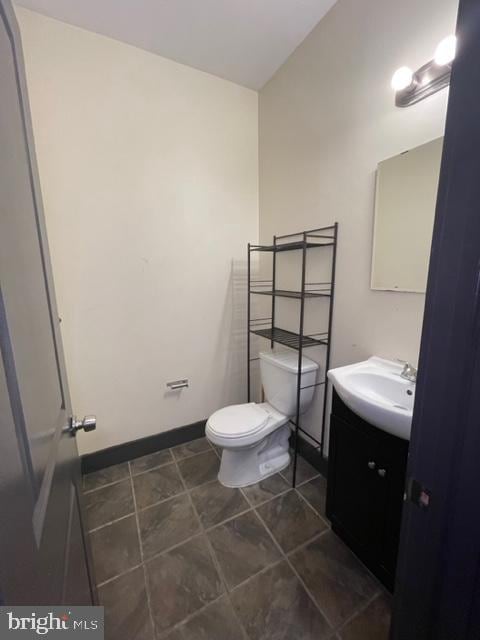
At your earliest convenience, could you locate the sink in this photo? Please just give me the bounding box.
[328,357,415,440]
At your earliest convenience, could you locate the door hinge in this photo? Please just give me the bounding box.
[406,477,431,510]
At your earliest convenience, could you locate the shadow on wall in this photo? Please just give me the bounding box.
[213,259,250,408]
[216,255,329,455]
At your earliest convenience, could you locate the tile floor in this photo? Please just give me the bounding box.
[83,437,392,640]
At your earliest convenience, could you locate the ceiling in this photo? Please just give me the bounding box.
[15,0,337,89]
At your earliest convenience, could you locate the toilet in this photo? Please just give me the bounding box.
[206,350,319,487]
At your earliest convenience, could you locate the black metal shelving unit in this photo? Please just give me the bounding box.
[247,224,338,487]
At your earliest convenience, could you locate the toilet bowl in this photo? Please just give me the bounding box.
[206,350,319,487]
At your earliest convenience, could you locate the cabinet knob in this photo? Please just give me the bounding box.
[367,461,376,470]
[378,468,387,478]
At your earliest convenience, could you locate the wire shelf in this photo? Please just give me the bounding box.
[250,326,328,350]
[249,240,334,253]
[250,288,331,299]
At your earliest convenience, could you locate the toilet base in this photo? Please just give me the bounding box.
[217,425,291,488]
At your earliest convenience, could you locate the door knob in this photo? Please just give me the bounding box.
[67,415,97,435]
[377,468,387,478]
[367,461,376,470]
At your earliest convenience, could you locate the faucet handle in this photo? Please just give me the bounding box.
[396,358,416,370]
[400,362,417,382]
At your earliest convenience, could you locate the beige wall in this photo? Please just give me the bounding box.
[259,0,458,443]
[16,8,259,455]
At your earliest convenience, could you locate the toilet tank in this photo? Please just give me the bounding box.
[259,350,319,417]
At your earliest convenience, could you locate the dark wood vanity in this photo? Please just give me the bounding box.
[326,389,409,591]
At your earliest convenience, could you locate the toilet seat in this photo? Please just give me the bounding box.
[208,403,268,438]
[206,402,288,448]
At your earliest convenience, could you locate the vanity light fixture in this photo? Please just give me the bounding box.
[392,35,457,107]
[391,67,414,92]
[434,35,457,65]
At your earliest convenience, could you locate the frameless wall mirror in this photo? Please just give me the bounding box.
[371,137,443,293]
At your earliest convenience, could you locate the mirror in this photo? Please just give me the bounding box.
[371,137,443,293]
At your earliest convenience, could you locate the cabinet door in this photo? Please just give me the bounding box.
[374,438,409,584]
[327,415,378,553]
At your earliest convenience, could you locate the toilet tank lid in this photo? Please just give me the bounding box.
[259,350,318,374]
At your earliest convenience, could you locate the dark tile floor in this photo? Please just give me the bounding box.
[83,437,392,640]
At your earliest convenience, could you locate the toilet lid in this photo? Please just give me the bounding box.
[208,403,269,438]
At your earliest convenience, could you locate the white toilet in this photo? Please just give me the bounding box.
[206,350,319,487]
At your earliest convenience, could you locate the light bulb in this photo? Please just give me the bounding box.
[391,67,414,91]
[435,35,457,66]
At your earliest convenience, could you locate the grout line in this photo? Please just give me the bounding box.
[190,477,218,491]
[172,453,227,589]
[88,511,136,534]
[181,476,222,492]
[170,455,214,569]
[89,476,293,536]
[95,561,144,589]
[135,488,190,515]
[334,589,384,637]
[224,594,251,640]
[288,527,330,554]
[82,438,214,491]
[294,486,330,526]
[141,564,155,640]
[202,506,254,532]
[239,485,253,508]
[226,557,285,597]
[278,466,321,488]
[171,438,214,462]
[143,532,205,567]
[128,461,156,637]
[171,449,213,463]
[241,484,292,508]
[84,457,179,495]
[240,477,285,507]
[155,594,226,640]
[129,456,175,477]
[171,456,202,522]
[285,529,329,558]
[170,453,251,640]
[241,482,327,533]
[277,450,322,486]
[211,445,222,461]
[172,453,250,640]
[89,462,243,535]
[252,503,336,633]
[285,523,384,635]
[86,462,225,530]
[238,483,335,633]
[295,473,322,488]
[244,478,330,556]
[87,466,327,551]
[83,475,131,495]
[188,495,249,638]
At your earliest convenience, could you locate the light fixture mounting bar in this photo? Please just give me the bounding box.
[395,60,452,108]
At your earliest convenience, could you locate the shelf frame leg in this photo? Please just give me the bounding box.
[247,243,251,402]
[320,222,338,457]
[292,233,308,488]
[271,235,277,349]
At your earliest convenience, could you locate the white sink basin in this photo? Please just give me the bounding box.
[328,357,415,440]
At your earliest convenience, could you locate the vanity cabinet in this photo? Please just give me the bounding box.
[326,389,409,591]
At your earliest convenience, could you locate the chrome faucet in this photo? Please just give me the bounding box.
[400,362,417,383]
